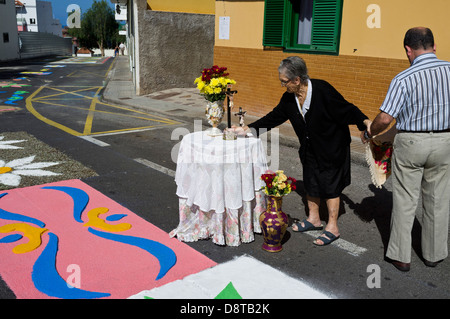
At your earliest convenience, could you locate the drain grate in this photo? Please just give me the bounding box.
[149,92,181,100]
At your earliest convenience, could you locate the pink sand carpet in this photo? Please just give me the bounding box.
[0,179,216,299]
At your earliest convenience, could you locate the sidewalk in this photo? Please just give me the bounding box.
[101,56,367,165]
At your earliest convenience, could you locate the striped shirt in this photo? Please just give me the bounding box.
[380,53,450,131]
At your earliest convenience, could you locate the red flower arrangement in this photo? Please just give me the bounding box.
[201,65,229,82]
[261,170,297,197]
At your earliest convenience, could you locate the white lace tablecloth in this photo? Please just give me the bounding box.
[169,131,268,246]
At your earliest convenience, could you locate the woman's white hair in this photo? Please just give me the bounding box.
[278,56,309,84]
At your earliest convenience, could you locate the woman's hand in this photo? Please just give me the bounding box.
[230,125,250,136]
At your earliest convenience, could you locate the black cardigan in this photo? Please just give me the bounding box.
[248,79,368,170]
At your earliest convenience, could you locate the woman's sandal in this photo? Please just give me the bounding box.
[313,231,340,246]
[292,219,323,232]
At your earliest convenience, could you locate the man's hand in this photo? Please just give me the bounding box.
[361,119,372,144]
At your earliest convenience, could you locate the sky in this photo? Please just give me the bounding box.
[47,0,117,27]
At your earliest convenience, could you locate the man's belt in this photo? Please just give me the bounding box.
[398,128,450,133]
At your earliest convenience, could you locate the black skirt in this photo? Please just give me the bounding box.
[302,145,351,198]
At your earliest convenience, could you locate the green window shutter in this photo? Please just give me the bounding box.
[263,0,286,47]
[311,0,343,52]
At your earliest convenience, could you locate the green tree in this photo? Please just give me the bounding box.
[68,0,119,56]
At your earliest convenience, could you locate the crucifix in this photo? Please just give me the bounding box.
[234,107,247,127]
[225,85,237,129]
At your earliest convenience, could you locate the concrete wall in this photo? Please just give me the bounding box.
[136,9,214,95]
[19,32,72,59]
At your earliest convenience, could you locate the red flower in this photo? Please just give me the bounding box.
[261,173,275,186]
[200,66,229,83]
[288,177,297,191]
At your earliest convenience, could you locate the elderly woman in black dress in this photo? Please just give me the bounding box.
[231,56,370,246]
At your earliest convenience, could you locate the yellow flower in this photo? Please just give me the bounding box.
[205,86,214,95]
[195,66,235,102]
[210,78,220,87]
[196,81,205,91]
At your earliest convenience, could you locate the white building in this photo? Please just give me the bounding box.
[0,0,20,61]
[15,0,62,36]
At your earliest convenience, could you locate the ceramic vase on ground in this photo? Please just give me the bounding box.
[259,195,288,252]
[205,100,224,136]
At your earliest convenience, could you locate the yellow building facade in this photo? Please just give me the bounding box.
[146,0,214,14]
[214,0,450,135]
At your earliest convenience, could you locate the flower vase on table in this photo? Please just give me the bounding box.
[205,100,224,137]
[259,170,297,252]
[194,65,236,137]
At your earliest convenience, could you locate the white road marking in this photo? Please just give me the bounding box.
[79,135,110,147]
[79,127,177,146]
[134,158,176,177]
[303,230,367,256]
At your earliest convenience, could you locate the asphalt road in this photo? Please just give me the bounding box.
[0,56,449,300]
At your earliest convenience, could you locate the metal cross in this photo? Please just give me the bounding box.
[234,107,247,127]
[226,86,238,128]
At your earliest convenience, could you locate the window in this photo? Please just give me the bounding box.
[263,0,343,55]
[30,18,36,24]
[0,0,6,4]
[3,33,9,43]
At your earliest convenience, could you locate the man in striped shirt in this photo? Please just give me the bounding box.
[364,27,450,272]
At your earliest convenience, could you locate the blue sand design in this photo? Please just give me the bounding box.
[88,227,177,280]
[32,232,110,299]
[41,187,89,223]
[105,214,128,222]
[0,193,46,227]
[0,234,23,243]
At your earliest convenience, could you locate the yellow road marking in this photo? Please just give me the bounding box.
[89,125,174,136]
[26,85,181,136]
[29,100,176,123]
[33,86,102,101]
[83,87,103,135]
[66,58,114,78]
[26,86,82,136]
[35,86,178,123]
[105,58,115,76]
[67,70,108,78]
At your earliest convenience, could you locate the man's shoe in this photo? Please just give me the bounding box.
[392,260,410,272]
[424,259,443,267]
[386,258,410,272]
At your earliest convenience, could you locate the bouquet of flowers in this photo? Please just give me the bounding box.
[194,65,236,102]
[365,124,397,188]
[261,170,297,197]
